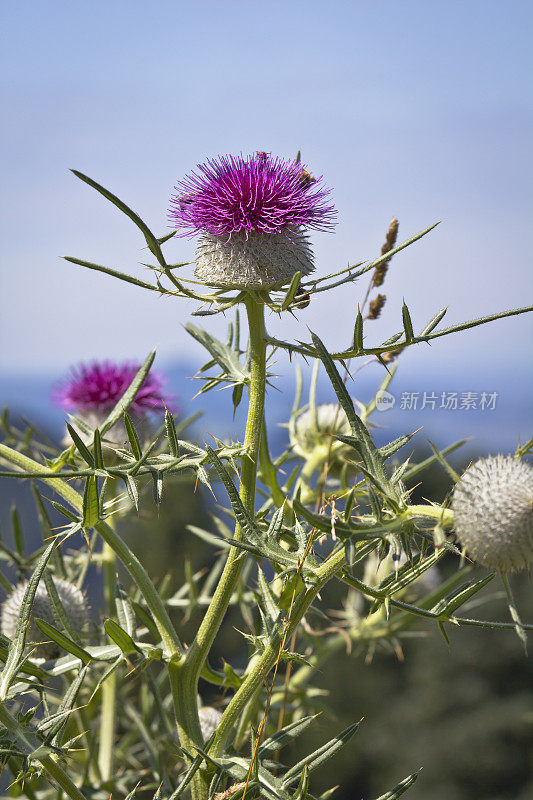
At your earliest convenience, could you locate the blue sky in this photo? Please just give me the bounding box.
[1,0,532,388]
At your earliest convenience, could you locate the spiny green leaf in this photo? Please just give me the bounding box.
[259,715,315,756]
[310,332,389,488]
[132,602,160,643]
[291,763,309,800]
[379,433,416,460]
[431,574,494,616]
[165,410,180,457]
[45,664,89,746]
[257,568,279,622]
[373,771,420,800]
[10,506,24,556]
[93,428,104,469]
[34,617,92,665]
[152,470,164,505]
[82,476,100,527]
[64,256,160,292]
[104,618,141,657]
[282,721,361,786]
[401,302,414,342]
[100,350,156,435]
[124,412,142,460]
[353,308,364,351]
[281,271,302,311]
[71,170,167,266]
[123,474,139,509]
[115,582,136,637]
[420,306,448,336]
[50,500,79,523]
[66,423,95,467]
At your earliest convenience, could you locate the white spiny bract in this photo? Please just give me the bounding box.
[292,403,351,457]
[194,228,315,289]
[452,455,533,572]
[1,577,89,660]
[198,706,223,741]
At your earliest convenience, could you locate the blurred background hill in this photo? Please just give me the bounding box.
[1,356,532,799]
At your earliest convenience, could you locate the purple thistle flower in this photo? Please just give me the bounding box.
[54,361,169,417]
[169,153,335,238]
[168,153,336,289]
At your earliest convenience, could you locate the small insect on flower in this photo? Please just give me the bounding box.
[1,578,90,661]
[169,152,335,289]
[452,455,533,572]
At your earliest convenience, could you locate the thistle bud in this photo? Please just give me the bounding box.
[452,455,533,572]
[1,577,90,660]
[291,403,351,458]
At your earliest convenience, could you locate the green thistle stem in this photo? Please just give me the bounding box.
[0,444,182,658]
[98,532,118,779]
[173,296,267,799]
[208,502,453,757]
[208,544,347,757]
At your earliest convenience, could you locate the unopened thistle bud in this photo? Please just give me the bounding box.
[169,153,335,289]
[1,578,90,660]
[452,455,533,572]
[198,705,223,741]
[292,404,351,458]
[366,293,386,320]
[373,217,399,288]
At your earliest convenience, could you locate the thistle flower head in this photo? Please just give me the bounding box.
[54,361,168,417]
[1,578,90,660]
[292,403,350,457]
[169,152,335,289]
[452,455,533,572]
[198,706,223,741]
[170,153,335,238]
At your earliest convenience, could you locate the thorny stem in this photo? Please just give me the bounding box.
[208,501,454,757]
[0,703,88,800]
[98,492,119,781]
[173,296,267,799]
[208,544,347,757]
[0,443,182,659]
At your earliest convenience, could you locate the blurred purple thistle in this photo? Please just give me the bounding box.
[169,153,335,238]
[54,361,170,417]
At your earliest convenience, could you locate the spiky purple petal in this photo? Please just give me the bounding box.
[169,153,335,237]
[54,361,170,416]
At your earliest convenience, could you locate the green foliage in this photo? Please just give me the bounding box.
[0,171,531,800]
